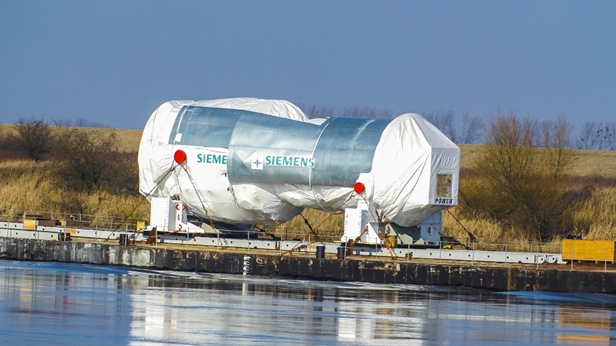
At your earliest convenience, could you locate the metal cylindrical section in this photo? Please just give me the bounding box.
[169,105,389,187]
[316,245,325,258]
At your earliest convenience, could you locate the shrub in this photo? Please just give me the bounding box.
[458,111,576,242]
[52,128,138,196]
[12,117,54,163]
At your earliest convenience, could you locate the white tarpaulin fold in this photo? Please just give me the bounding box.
[368,113,459,226]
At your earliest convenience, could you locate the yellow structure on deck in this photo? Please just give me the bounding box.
[562,239,615,263]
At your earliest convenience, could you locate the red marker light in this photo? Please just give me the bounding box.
[174,150,187,164]
[354,182,365,194]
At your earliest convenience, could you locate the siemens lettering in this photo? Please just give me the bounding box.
[196,153,227,165]
[265,155,315,168]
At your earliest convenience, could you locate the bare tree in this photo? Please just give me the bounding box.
[575,122,616,151]
[460,110,574,242]
[12,117,53,163]
[595,122,607,150]
[342,106,394,119]
[0,129,20,160]
[460,114,484,144]
[379,108,395,120]
[544,116,573,176]
[540,120,554,148]
[74,118,109,128]
[51,118,73,127]
[424,111,457,142]
[539,116,572,147]
[297,103,336,119]
[605,123,616,150]
[576,122,595,149]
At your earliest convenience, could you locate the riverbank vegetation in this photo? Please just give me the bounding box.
[0,122,147,226]
[1,112,615,247]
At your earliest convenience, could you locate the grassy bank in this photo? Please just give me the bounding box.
[1,125,615,246]
[0,160,150,226]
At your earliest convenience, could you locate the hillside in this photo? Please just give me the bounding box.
[3,123,616,177]
[459,144,616,178]
[0,123,142,153]
[1,124,615,247]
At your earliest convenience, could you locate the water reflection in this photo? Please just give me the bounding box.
[0,260,615,345]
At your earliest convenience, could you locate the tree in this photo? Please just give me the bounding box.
[12,117,53,163]
[576,122,616,151]
[605,123,616,150]
[460,114,484,144]
[543,116,573,176]
[52,128,138,196]
[296,103,335,119]
[52,118,73,127]
[424,111,457,142]
[459,110,575,242]
[342,106,394,119]
[576,122,596,149]
[74,117,109,128]
[0,129,20,160]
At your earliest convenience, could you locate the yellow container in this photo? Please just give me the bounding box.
[24,219,37,231]
[562,239,615,263]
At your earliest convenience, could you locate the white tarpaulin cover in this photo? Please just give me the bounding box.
[138,97,459,227]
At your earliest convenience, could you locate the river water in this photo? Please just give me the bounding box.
[0,260,615,345]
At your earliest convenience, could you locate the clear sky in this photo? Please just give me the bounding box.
[1,1,615,130]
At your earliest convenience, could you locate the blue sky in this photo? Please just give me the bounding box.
[1,1,615,130]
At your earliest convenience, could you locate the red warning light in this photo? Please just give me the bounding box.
[354,182,365,194]
[174,150,187,164]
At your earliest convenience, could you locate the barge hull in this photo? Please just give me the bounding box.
[1,238,614,293]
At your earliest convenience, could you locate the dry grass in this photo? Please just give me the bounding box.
[568,150,616,178]
[1,124,616,245]
[0,161,55,212]
[443,208,505,244]
[262,209,345,242]
[0,160,149,226]
[0,124,142,153]
[579,187,616,239]
[457,144,484,170]
[444,144,616,178]
[443,208,564,253]
[444,183,616,247]
[3,125,615,176]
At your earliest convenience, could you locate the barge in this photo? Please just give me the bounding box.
[0,221,614,294]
